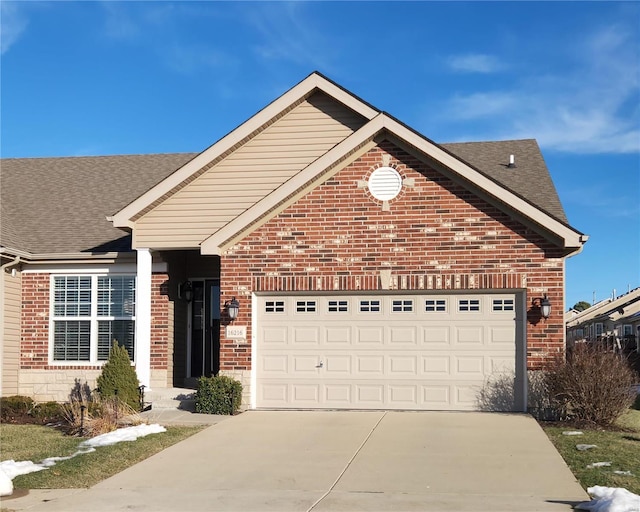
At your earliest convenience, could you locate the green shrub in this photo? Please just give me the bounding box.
[96,341,141,411]
[32,401,64,422]
[545,344,637,426]
[195,375,242,415]
[1,395,35,422]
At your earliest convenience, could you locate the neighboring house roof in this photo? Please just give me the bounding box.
[566,288,640,328]
[2,71,584,258]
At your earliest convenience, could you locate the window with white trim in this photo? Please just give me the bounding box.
[458,299,480,312]
[360,300,381,312]
[52,275,136,362]
[328,300,348,313]
[595,323,603,337]
[623,325,633,336]
[265,300,285,313]
[296,300,316,313]
[425,299,446,312]
[392,299,413,312]
[492,299,514,311]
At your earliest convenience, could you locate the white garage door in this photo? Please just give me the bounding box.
[256,293,519,411]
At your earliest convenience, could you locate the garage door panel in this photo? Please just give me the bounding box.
[356,384,385,404]
[356,355,385,375]
[422,325,451,346]
[261,354,288,374]
[455,326,484,344]
[489,325,516,344]
[292,326,321,345]
[292,384,320,403]
[455,356,485,376]
[389,356,418,375]
[257,293,519,411]
[422,385,450,406]
[389,385,418,406]
[326,326,352,345]
[324,355,351,374]
[389,326,418,345]
[293,355,321,373]
[262,326,288,345]
[356,326,385,344]
[423,356,450,376]
[324,384,351,403]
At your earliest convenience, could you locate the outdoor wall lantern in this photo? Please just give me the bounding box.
[179,280,193,302]
[533,294,552,319]
[225,297,240,321]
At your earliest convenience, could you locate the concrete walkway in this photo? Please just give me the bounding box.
[2,411,588,511]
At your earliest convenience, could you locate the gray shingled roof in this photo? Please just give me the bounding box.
[0,139,568,256]
[1,153,196,255]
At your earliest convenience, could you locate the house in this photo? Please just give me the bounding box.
[1,72,587,411]
[566,288,640,352]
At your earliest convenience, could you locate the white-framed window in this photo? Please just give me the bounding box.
[328,300,348,313]
[296,300,317,313]
[595,323,604,337]
[458,299,480,312]
[425,299,447,312]
[360,300,381,312]
[51,275,136,363]
[392,299,413,312]
[492,298,514,312]
[623,325,633,336]
[265,300,285,313]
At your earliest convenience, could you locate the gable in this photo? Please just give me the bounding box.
[132,92,367,249]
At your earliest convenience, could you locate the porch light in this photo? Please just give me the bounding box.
[225,297,240,321]
[533,294,551,319]
[180,281,193,302]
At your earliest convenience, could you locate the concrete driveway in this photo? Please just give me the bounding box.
[5,411,588,511]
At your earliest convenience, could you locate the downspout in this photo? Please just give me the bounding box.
[0,256,22,396]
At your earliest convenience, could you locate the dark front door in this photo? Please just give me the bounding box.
[189,279,220,378]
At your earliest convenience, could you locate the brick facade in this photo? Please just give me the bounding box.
[220,143,565,372]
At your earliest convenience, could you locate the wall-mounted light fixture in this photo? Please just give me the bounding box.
[225,297,240,321]
[179,280,193,302]
[532,294,551,319]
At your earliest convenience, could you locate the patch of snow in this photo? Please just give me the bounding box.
[576,486,640,512]
[577,444,598,451]
[587,462,612,468]
[563,430,584,436]
[613,471,633,476]
[0,424,166,497]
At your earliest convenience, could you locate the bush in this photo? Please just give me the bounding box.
[96,341,141,411]
[544,344,638,426]
[1,396,64,425]
[195,375,242,415]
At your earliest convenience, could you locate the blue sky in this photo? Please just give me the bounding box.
[2,1,639,310]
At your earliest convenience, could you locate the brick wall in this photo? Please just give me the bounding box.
[220,142,565,371]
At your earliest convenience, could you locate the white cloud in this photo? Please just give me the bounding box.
[1,2,28,55]
[246,3,336,72]
[447,53,505,73]
[439,24,640,154]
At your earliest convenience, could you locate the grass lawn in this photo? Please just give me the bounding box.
[0,423,205,490]
[543,410,640,495]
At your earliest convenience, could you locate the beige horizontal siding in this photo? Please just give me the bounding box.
[2,270,21,396]
[134,92,364,249]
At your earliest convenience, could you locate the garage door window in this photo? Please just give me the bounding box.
[360,300,381,312]
[265,301,285,313]
[492,299,514,311]
[458,299,481,312]
[296,300,317,313]
[425,299,447,312]
[392,299,413,312]
[328,300,348,313]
